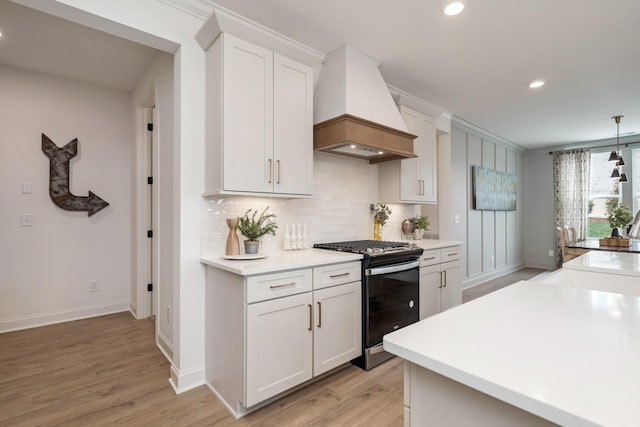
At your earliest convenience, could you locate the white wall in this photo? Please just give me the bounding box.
[201,153,419,255]
[449,120,525,288]
[17,0,208,393]
[523,148,556,269]
[0,64,132,332]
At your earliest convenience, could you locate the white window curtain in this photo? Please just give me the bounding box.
[553,149,590,267]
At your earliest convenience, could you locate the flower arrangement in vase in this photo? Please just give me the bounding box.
[370,203,392,240]
[607,202,632,238]
[236,206,278,254]
[411,214,430,240]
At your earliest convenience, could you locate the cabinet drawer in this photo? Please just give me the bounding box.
[313,261,361,290]
[440,246,461,262]
[246,269,312,303]
[419,249,441,267]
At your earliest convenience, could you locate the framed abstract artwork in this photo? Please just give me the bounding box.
[472,165,517,211]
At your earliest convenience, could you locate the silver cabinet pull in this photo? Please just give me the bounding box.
[276,160,281,184]
[317,301,322,328]
[417,179,421,196]
[421,180,425,195]
[438,271,443,289]
[423,256,437,261]
[443,270,447,287]
[329,272,349,279]
[447,252,459,257]
[308,304,312,331]
[270,282,296,289]
[268,159,273,183]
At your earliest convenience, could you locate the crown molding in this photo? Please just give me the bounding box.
[157,0,213,20]
[452,115,526,154]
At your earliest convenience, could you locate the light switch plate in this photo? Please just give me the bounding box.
[22,182,32,194]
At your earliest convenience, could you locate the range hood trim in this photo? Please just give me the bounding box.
[314,114,417,164]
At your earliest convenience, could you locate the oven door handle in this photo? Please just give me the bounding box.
[365,260,420,276]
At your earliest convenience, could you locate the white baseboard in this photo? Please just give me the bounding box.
[0,302,130,333]
[157,330,174,363]
[169,363,206,394]
[462,262,527,290]
[526,262,557,271]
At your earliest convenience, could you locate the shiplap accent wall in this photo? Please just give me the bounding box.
[450,120,525,288]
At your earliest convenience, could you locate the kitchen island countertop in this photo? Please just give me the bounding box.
[384,280,640,426]
[562,250,640,277]
[201,249,363,276]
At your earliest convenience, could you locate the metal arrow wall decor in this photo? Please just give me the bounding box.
[41,133,109,217]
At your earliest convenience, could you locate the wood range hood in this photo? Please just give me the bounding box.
[314,114,416,164]
[313,46,417,164]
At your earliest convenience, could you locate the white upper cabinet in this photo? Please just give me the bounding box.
[205,33,313,197]
[379,105,438,203]
[273,53,314,195]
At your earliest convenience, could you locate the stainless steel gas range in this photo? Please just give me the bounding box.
[314,240,423,370]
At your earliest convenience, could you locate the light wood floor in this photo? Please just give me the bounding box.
[1,268,547,426]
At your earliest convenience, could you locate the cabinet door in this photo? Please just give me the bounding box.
[419,264,441,320]
[399,106,420,201]
[273,54,313,195]
[245,292,313,406]
[313,281,362,376]
[223,34,274,193]
[440,261,461,312]
[416,114,437,203]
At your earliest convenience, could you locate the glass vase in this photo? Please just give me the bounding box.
[373,221,382,241]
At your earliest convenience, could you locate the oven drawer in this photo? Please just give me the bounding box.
[313,261,361,290]
[246,269,312,303]
[419,249,441,267]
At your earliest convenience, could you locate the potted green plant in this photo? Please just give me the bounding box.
[237,207,278,254]
[370,204,392,240]
[607,202,633,238]
[412,214,430,240]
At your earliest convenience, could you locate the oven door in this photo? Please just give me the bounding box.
[364,259,420,347]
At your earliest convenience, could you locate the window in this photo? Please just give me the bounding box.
[587,152,620,238]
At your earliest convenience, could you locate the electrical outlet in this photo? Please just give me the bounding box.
[20,214,33,227]
[166,306,171,324]
[454,214,460,224]
[548,249,554,257]
[89,280,99,292]
[490,255,495,264]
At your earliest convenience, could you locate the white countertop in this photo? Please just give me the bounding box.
[201,249,363,275]
[384,281,640,427]
[202,239,460,275]
[563,250,640,277]
[412,239,462,250]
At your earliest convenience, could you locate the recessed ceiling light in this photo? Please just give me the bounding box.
[529,80,545,89]
[378,151,384,155]
[350,144,356,149]
[443,1,465,16]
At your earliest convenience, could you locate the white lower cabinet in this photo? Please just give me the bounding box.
[205,261,361,416]
[313,281,362,376]
[419,247,461,319]
[246,292,313,407]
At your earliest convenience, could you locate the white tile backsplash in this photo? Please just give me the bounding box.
[202,152,420,255]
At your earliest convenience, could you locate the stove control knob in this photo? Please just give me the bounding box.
[408,300,415,309]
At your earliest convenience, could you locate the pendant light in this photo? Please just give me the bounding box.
[610,115,626,181]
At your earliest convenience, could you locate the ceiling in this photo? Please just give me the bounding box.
[208,0,640,149]
[3,0,639,149]
[0,1,160,91]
